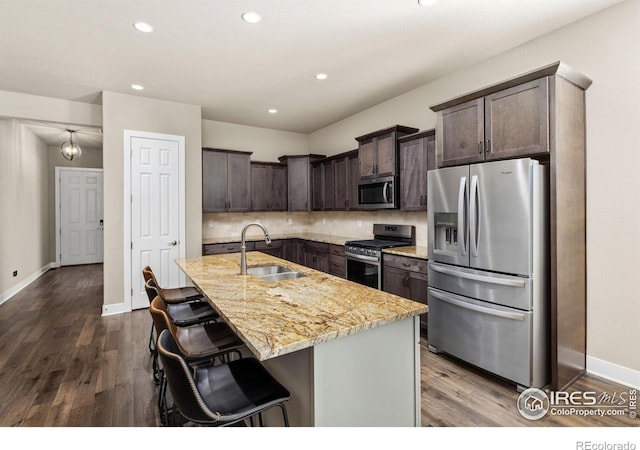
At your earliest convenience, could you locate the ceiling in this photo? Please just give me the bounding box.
[0,0,623,140]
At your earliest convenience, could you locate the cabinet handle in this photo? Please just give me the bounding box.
[478,142,482,154]
[402,263,411,268]
[487,139,491,153]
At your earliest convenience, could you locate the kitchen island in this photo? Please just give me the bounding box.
[175,251,427,426]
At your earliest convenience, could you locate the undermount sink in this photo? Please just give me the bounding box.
[246,265,306,281]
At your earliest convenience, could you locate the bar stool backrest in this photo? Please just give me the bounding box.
[149,295,180,342]
[156,329,221,424]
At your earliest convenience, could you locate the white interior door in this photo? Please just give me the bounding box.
[59,169,104,266]
[130,135,182,310]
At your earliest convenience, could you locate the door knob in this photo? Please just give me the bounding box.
[169,240,177,246]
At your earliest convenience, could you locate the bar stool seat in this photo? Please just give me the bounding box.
[158,329,290,427]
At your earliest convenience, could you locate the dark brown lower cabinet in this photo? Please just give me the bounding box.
[382,254,428,334]
[328,244,345,278]
[255,240,283,259]
[303,240,329,273]
[203,242,254,255]
[283,239,304,265]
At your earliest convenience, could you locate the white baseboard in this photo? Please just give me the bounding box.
[587,355,640,389]
[102,302,131,316]
[0,262,54,306]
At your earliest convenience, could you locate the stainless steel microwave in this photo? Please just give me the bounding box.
[357,176,397,209]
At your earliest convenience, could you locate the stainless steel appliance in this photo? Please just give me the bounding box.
[427,158,549,389]
[357,176,397,209]
[345,224,415,289]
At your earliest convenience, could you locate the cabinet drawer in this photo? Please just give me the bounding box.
[329,244,345,256]
[329,254,345,277]
[203,242,254,255]
[383,254,427,273]
[255,239,283,250]
[303,240,329,253]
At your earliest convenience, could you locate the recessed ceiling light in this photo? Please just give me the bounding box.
[131,84,144,91]
[241,11,262,24]
[315,73,328,80]
[268,109,278,114]
[133,21,154,33]
[418,0,439,5]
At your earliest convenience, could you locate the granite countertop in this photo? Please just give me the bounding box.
[175,252,427,361]
[383,246,429,260]
[202,232,366,246]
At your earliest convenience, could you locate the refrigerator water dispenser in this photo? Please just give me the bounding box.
[434,212,459,253]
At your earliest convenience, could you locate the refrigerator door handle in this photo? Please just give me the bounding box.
[430,263,526,288]
[470,174,479,257]
[429,289,526,321]
[457,177,467,256]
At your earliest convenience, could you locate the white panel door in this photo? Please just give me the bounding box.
[60,169,104,266]
[131,136,181,310]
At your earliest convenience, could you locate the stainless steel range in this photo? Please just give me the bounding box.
[345,224,415,290]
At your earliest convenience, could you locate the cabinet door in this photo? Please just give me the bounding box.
[399,138,427,211]
[408,271,428,331]
[334,157,348,210]
[358,139,375,178]
[323,161,335,210]
[311,164,324,210]
[383,266,409,298]
[439,98,485,167]
[347,153,360,210]
[485,77,550,160]
[250,163,270,211]
[227,153,250,212]
[270,165,288,211]
[288,158,310,211]
[316,251,329,273]
[375,132,396,176]
[202,150,228,212]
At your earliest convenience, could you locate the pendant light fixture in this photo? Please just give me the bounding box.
[61,129,82,161]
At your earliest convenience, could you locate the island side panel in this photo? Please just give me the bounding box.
[261,347,314,427]
[312,316,421,426]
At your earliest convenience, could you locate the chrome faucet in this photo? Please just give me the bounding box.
[240,222,271,274]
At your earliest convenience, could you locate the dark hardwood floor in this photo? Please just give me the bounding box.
[0,264,637,427]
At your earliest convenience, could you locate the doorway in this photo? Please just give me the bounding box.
[55,167,104,266]
[123,130,186,311]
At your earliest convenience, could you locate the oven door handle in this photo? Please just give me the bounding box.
[345,253,380,264]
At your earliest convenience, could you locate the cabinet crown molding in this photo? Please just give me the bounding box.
[429,61,592,112]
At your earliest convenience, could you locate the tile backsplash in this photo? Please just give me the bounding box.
[203,210,428,247]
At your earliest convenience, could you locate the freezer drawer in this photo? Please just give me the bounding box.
[428,261,532,311]
[428,287,545,388]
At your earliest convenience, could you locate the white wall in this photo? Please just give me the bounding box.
[202,119,309,162]
[0,119,49,303]
[309,0,640,376]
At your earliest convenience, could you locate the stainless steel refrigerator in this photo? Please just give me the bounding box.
[427,158,549,389]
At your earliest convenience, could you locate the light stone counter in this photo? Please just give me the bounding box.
[175,251,427,361]
[383,245,429,260]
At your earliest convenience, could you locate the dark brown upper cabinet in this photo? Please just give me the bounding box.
[202,148,252,212]
[398,129,435,211]
[311,150,359,211]
[355,125,419,179]
[250,162,287,212]
[278,154,325,211]
[434,77,550,168]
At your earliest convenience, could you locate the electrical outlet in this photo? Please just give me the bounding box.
[322,218,326,225]
[287,218,292,225]
[357,220,362,228]
[208,220,214,228]
[12,270,17,277]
